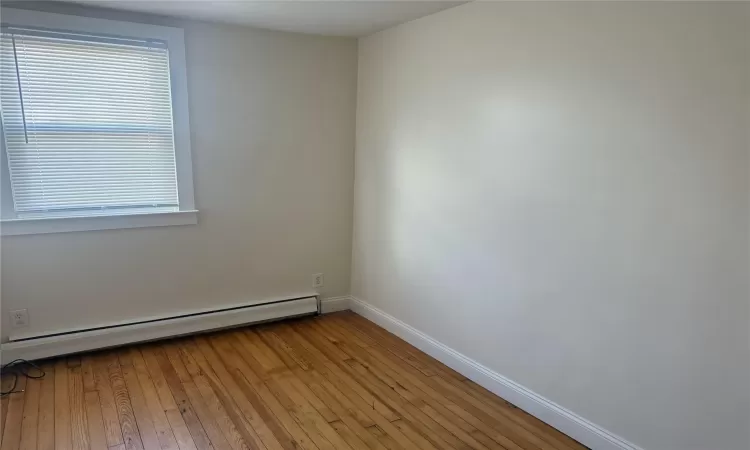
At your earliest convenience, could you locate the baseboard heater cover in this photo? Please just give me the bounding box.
[1,295,319,363]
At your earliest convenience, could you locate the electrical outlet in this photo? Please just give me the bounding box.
[10,309,29,328]
[312,273,324,288]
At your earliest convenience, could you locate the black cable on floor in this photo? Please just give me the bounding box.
[0,359,45,397]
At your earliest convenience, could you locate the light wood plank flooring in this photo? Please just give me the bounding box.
[0,312,586,450]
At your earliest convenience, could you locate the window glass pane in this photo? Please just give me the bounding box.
[0,30,179,216]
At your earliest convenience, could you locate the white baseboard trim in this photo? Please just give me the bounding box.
[1,296,318,364]
[350,296,644,450]
[1,295,349,363]
[320,296,351,313]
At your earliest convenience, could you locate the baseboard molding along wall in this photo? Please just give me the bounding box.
[1,291,642,450]
[349,295,645,450]
[320,296,351,313]
[0,295,349,363]
[2,295,320,363]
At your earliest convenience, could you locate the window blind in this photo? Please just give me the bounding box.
[0,28,179,217]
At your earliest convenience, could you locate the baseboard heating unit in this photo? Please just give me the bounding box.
[0,295,319,364]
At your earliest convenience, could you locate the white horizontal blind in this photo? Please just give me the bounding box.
[0,28,179,217]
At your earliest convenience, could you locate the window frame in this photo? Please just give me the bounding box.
[0,8,197,236]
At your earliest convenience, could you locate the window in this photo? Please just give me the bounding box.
[0,9,196,235]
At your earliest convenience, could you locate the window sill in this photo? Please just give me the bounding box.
[0,209,198,236]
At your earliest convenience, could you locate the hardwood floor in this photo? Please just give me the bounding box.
[0,312,586,450]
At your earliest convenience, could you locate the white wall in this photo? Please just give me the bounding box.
[352,2,750,450]
[0,5,358,341]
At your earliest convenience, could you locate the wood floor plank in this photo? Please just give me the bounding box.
[285,375,339,424]
[84,391,109,450]
[19,373,40,450]
[150,347,224,450]
[271,327,394,425]
[185,337,266,449]
[343,313,465,381]
[54,359,72,450]
[1,375,26,450]
[229,334,274,383]
[295,322,445,450]
[211,335,299,450]
[366,424,400,450]
[69,366,91,450]
[283,325,399,423]
[327,420,371,450]
[315,320,482,447]
[339,357,463,450]
[460,381,584,450]
[436,376,566,450]
[240,331,287,374]
[118,351,165,450]
[472,430,509,450]
[338,354,470,449]
[139,347,179,412]
[183,379,242,450]
[305,369,375,429]
[390,418,470,450]
[197,336,289,450]
[263,377,335,450]
[106,353,146,450]
[92,355,124,448]
[321,319,514,450]
[274,325,423,450]
[283,364,378,450]
[172,341,254,450]
[0,375,10,447]
[68,357,82,369]
[127,348,181,450]
[325,319,504,450]
[82,357,97,393]
[258,328,313,372]
[195,373,261,450]
[24,313,584,450]
[0,372,22,447]
[292,378,382,450]
[243,379,321,450]
[128,348,198,450]
[340,314,441,378]
[221,335,322,450]
[164,408,201,450]
[38,364,56,450]
[330,318,533,450]
[271,375,352,450]
[331,315,577,450]
[218,339,331,450]
[141,345,211,450]
[163,344,192,384]
[262,331,375,430]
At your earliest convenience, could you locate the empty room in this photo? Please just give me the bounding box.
[0,1,748,450]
